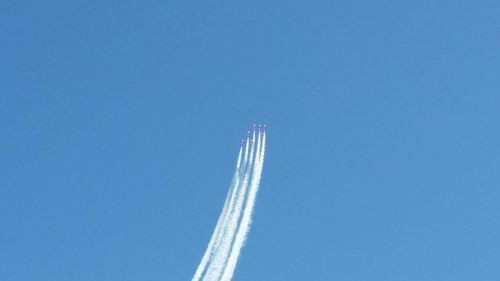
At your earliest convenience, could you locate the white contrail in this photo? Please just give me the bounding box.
[199,141,250,281]
[211,138,250,253]
[220,132,266,281]
[218,132,261,274]
[192,144,245,281]
[192,127,267,281]
[203,132,257,281]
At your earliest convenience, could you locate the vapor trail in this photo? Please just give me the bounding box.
[192,145,245,281]
[203,132,257,281]
[219,133,261,273]
[220,132,266,281]
[192,126,267,281]
[212,138,250,252]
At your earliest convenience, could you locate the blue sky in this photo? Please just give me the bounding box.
[1,1,499,280]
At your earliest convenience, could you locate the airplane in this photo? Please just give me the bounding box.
[241,139,246,145]
[252,124,257,129]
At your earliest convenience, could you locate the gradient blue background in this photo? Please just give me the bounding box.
[1,1,499,280]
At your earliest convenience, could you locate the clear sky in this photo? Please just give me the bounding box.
[1,1,499,280]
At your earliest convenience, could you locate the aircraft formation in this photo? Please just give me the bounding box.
[241,124,267,145]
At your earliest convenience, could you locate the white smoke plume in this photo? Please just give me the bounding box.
[191,125,267,281]
[191,146,243,281]
[220,132,266,281]
[203,132,256,280]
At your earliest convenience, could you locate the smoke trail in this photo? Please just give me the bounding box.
[198,139,250,280]
[192,145,245,281]
[203,132,257,281]
[220,132,266,281]
[218,132,261,273]
[192,126,267,281]
[211,138,250,253]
